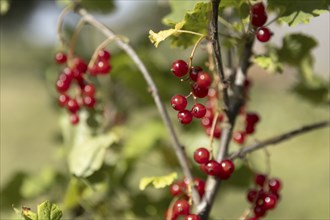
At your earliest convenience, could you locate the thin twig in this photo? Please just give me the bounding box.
[229,120,330,160]
[210,0,230,115]
[73,6,200,205]
[56,4,74,48]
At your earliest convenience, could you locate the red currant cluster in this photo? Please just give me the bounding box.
[166,178,205,220]
[54,49,112,125]
[232,111,260,145]
[246,174,282,220]
[170,60,213,125]
[194,147,235,180]
[250,2,272,43]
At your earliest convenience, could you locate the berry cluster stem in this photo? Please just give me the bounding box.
[73,4,201,205]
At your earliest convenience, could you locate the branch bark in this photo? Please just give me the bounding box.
[198,1,255,219]
[229,120,330,160]
[72,5,200,205]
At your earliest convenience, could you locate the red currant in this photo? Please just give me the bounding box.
[171,95,187,111]
[67,99,80,113]
[83,96,96,108]
[218,159,235,180]
[69,113,79,125]
[205,127,221,138]
[189,66,203,81]
[233,131,246,144]
[173,199,190,216]
[193,147,210,164]
[58,94,70,107]
[247,189,258,203]
[256,27,272,42]
[196,72,212,88]
[255,174,267,187]
[56,79,70,93]
[96,60,111,74]
[253,205,267,218]
[191,103,206,118]
[83,84,96,97]
[263,193,277,210]
[192,83,209,98]
[55,52,67,64]
[178,110,193,124]
[194,178,205,197]
[203,160,221,176]
[170,182,184,197]
[171,60,188,77]
[268,178,281,192]
[72,57,88,73]
[251,2,266,15]
[97,49,111,61]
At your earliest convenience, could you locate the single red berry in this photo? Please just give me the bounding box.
[185,214,201,220]
[171,95,187,111]
[250,6,268,28]
[88,65,99,76]
[205,127,221,138]
[69,113,79,125]
[207,87,218,99]
[96,60,111,74]
[245,124,255,134]
[83,84,96,97]
[67,99,80,113]
[97,49,111,61]
[196,72,212,88]
[55,52,67,64]
[191,103,206,118]
[268,178,282,192]
[256,27,272,42]
[204,160,221,176]
[170,182,184,197]
[233,131,246,144]
[251,2,266,15]
[56,79,70,93]
[189,66,203,81]
[218,159,235,180]
[193,147,210,164]
[173,199,190,216]
[263,193,277,210]
[246,112,260,125]
[83,96,96,108]
[247,189,258,203]
[58,94,70,107]
[171,60,189,77]
[194,178,205,198]
[58,72,73,83]
[192,83,209,98]
[255,174,267,187]
[253,205,267,218]
[72,57,88,73]
[178,110,193,124]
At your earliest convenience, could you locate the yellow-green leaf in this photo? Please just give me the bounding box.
[37,201,62,220]
[149,21,185,48]
[139,172,177,191]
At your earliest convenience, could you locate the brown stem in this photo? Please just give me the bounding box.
[229,120,330,160]
[73,5,200,205]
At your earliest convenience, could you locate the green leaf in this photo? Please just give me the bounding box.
[170,2,210,48]
[277,33,317,66]
[149,21,185,48]
[253,55,283,74]
[37,201,62,220]
[139,172,177,190]
[69,111,119,177]
[13,206,38,220]
[268,0,329,26]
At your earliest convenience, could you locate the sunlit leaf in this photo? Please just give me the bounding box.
[37,201,63,220]
[139,172,177,190]
[149,21,185,48]
[253,55,283,74]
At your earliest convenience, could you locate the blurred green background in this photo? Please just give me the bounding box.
[1,1,329,219]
